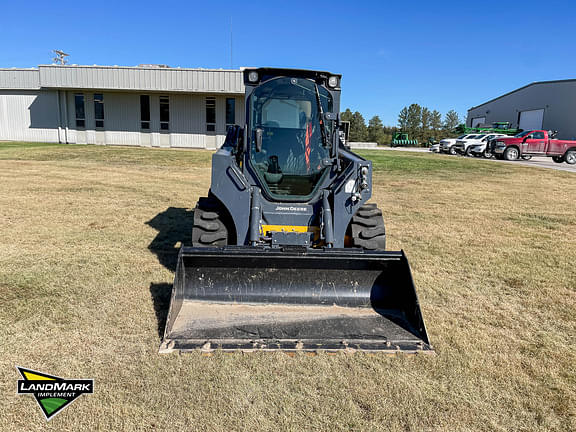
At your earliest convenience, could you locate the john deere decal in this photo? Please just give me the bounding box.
[16,366,94,421]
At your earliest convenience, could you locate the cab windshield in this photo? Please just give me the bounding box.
[249,77,333,198]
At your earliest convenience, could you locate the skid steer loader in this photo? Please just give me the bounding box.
[160,68,432,353]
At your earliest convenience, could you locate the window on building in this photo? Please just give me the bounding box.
[206,96,216,132]
[226,97,235,129]
[74,94,85,128]
[140,95,150,130]
[94,93,104,128]
[159,96,170,130]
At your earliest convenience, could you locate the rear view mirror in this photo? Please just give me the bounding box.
[255,128,263,152]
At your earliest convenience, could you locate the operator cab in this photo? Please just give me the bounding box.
[243,69,341,200]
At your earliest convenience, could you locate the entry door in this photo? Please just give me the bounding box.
[519,109,544,131]
[523,131,546,154]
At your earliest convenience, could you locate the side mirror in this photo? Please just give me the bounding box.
[255,128,263,152]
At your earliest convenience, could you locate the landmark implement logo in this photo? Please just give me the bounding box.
[16,366,94,421]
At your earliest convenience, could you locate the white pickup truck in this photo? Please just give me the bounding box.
[439,134,477,154]
[453,133,508,157]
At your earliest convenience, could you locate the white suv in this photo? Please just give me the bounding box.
[440,134,476,154]
[453,134,507,156]
[468,134,508,158]
[464,134,508,158]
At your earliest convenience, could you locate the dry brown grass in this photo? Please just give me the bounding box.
[0,143,574,431]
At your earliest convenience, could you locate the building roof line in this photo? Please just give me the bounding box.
[0,68,39,71]
[468,78,576,111]
[37,64,242,72]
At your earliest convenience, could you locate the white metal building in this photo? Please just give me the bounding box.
[0,65,245,149]
[467,79,576,140]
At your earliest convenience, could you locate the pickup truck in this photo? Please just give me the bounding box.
[491,130,576,164]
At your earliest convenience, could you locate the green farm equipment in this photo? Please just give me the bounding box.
[456,121,521,136]
[391,132,418,147]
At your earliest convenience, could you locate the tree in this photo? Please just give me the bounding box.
[406,104,422,138]
[340,109,367,141]
[367,115,386,144]
[430,110,442,134]
[341,108,353,123]
[443,110,460,131]
[350,111,368,142]
[398,107,409,130]
[420,107,431,141]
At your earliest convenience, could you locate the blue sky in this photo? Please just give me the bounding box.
[2,0,575,125]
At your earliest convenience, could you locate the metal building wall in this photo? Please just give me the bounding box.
[467,81,576,140]
[1,66,246,148]
[62,90,245,148]
[0,69,40,89]
[0,90,60,142]
[39,65,244,94]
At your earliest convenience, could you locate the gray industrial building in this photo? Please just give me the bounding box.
[467,79,576,140]
[0,65,245,149]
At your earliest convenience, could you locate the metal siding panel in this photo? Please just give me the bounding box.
[0,69,40,89]
[165,70,171,91]
[104,92,139,145]
[0,90,59,141]
[151,70,157,91]
[191,94,203,133]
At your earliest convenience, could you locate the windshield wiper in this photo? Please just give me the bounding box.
[313,82,329,148]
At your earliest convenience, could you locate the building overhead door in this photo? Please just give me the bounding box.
[471,117,485,127]
[519,109,544,131]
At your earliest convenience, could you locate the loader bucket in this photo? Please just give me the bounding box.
[160,247,432,353]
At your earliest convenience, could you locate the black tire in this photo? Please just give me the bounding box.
[504,147,519,161]
[552,155,565,163]
[494,154,504,160]
[465,147,473,157]
[349,203,386,250]
[565,150,576,165]
[192,197,228,247]
[449,146,457,155]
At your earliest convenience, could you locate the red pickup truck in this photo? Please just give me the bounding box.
[491,130,576,164]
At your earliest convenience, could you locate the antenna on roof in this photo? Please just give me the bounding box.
[52,50,70,65]
[230,17,233,69]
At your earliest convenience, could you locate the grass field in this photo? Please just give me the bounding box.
[1,142,574,431]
